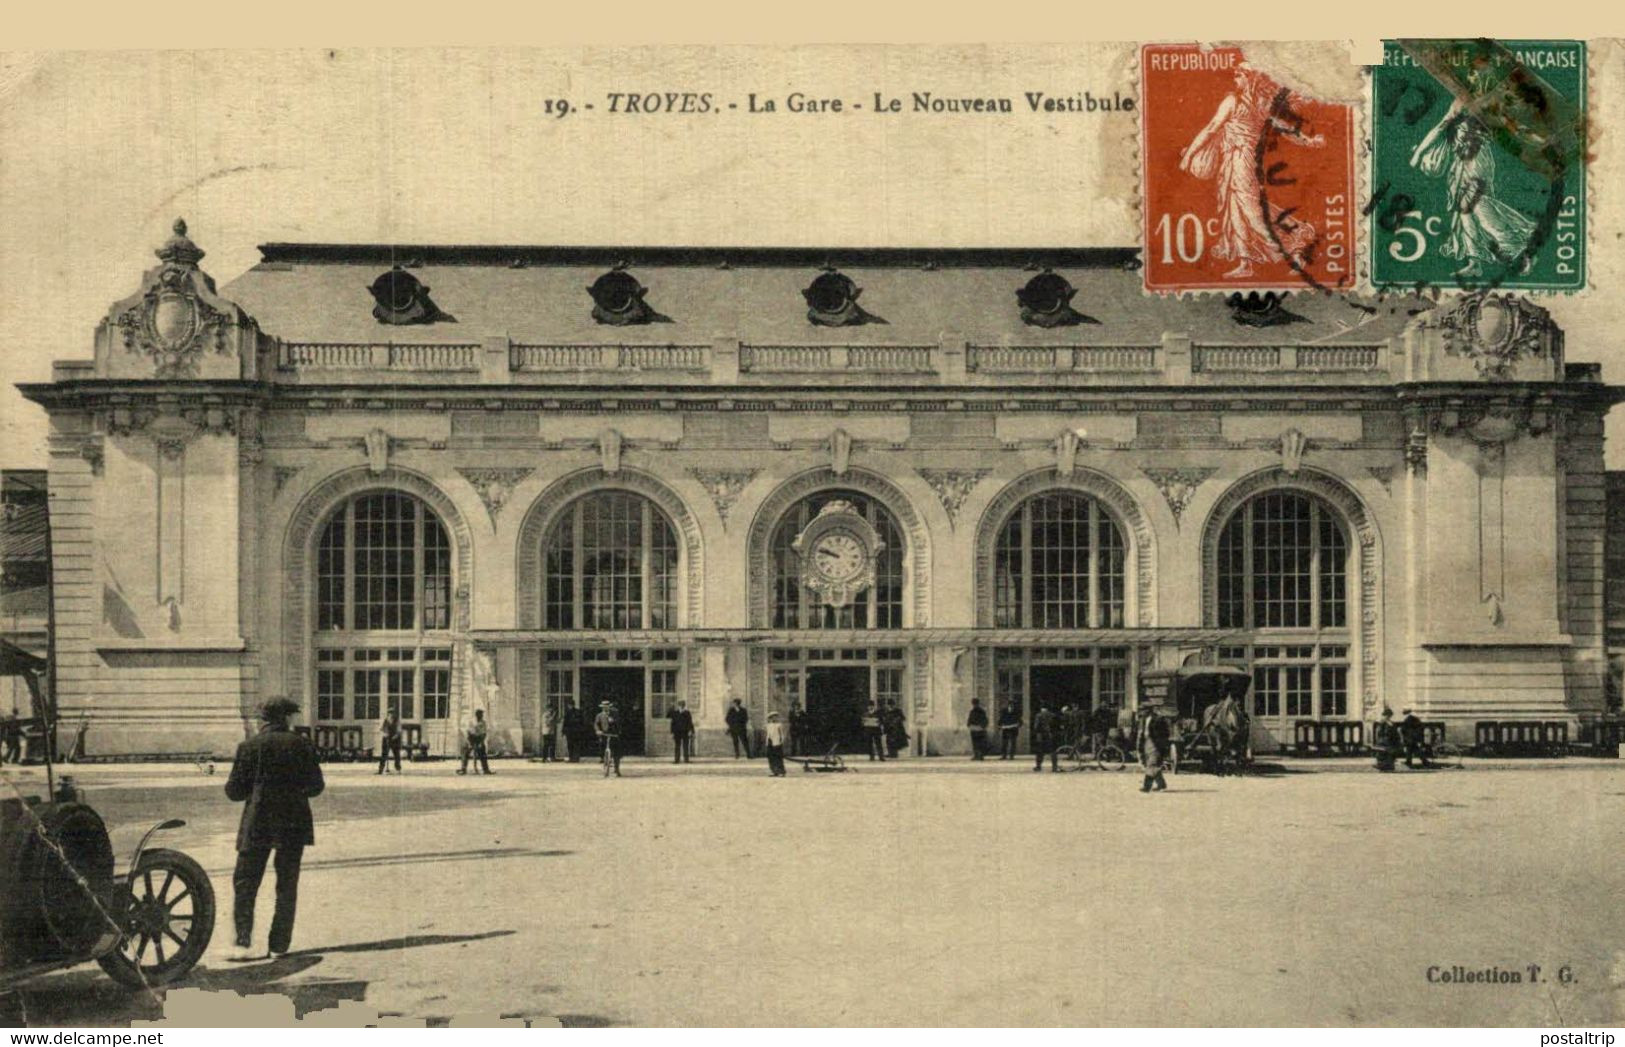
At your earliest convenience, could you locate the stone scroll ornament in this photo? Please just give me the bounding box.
[114,219,249,378]
[917,469,989,528]
[1426,292,1557,380]
[690,469,758,528]
[1141,467,1215,528]
[459,468,534,523]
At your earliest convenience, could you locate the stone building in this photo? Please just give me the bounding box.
[16,221,1621,757]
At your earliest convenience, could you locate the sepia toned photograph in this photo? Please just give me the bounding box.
[2,25,1623,1031]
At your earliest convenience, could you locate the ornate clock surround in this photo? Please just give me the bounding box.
[790,499,886,610]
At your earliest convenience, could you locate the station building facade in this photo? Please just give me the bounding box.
[17,222,1621,757]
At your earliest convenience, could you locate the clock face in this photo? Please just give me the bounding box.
[812,531,866,583]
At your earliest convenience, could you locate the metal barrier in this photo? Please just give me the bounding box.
[1292,720,1365,755]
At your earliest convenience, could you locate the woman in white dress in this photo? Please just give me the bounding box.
[1409,95,1536,278]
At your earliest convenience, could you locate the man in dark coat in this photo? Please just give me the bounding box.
[883,698,908,758]
[998,699,1022,760]
[1400,708,1431,768]
[1089,702,1118,755]
[1137,703,1171,792]
[862,700,886,761]
[562,700,585,762]
[668,699,695,763]
[789,700,812,757]
[1032,704,1061,772]
[376,705,403,775]
[224,697,324,961]
[966,698,989,760]
[725,697,751,759]
[1373,708,1399,772]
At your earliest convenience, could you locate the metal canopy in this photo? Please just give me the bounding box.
[466,627,1246,649]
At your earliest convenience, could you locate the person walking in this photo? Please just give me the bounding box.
[764,711,788,777]
[1137,702,1171,793]
[375,706,403,775]
[540,702,559,762]
[1373,708,1399,772]
[966,698,989,760]
[862,700,886,761]
[595,700,622,778]
[789,700,811,757]
[725,697,751,759]
[1400,708,1431,769]
[1032,704,1061,772]
[224,697,324,962]
[669,699,695,764]
[562,700,585,763]
[458,709,492,776]
[998,699,1022,761]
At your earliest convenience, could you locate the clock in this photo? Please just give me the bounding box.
[791,500,886,610]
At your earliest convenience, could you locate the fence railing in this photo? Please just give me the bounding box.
[1192,343,1387,374]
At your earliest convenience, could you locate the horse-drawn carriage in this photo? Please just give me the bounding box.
[1137,666,1253,775]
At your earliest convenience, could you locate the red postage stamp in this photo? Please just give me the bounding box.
[1140,44,1358,293]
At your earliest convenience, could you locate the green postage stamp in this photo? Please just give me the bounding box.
[1370,39,1586,292]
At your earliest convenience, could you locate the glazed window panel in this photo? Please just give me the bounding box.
[992,492,1127,630]
[1217,491,1349,631]
[543,491,679,631]
[317,517,346,630]
[1320,664,1348,718]
[352,668,382,722]
[316,668,345,721]
[422,666,451,720]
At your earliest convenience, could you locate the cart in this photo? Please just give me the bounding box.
[1138,665,1254,775]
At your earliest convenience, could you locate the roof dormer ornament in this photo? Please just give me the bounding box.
[110,218,249,379]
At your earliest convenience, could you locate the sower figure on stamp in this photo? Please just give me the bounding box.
[966,698,989,760]
[1137,702,1171,793]
[998,699,1022,760]
[458,708,492,776]
[668,698,695,764]
[1409,89,1536,279]
[1179,66,1325,279]
[725,697,751,759]
[224,697,324,962]
[376,704,402,775]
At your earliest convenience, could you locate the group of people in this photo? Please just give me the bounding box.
[370,706,493,776]
[1373,708,1434,771]
[719,695,912,766]
[966,696,1171,791]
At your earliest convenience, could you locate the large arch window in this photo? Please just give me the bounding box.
[1214,491,1351,727]
[312,491,453,724]
[543,491,679,630]
[994,492,1126,630]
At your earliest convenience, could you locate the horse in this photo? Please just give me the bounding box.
[1197,693,1250,775]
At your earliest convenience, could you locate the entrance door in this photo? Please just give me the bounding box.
[1028,665,1089,752]
[579,667,646,756]
[805,667,870,754]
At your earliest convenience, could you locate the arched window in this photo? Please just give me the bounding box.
[769,490,904,629]
[543,491,679,630]
[1214,491,1351,729]
[993,492,1126,629]
[312,491,454,726]
[988,492,1131,736]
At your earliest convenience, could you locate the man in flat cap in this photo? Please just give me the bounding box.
[1136,700,1171,793]
[224,697,324,961]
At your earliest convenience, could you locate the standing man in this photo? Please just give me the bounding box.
[1137,702,1171,793]
[1,708,19,764]
[562,700,585,763]
[375,705,403,775]
[540,701,559,763]
[1373,708,1399,772]
[764,712,788,777]
[1032,704,1061,772]
[998,699,1022,761]
[668,699,695,764]
[883,698,908,758]
[966,698,989,760]
[789,700,811,758]
[458,709,492,776]
[224,697,324,962]
[595,700,622,778]
[1089,701,1116,755]
[1400,708,1430,769]
[862,700,886,761]
[725,697,751,759]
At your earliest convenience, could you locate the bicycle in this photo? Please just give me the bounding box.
[1054,734,1128,771]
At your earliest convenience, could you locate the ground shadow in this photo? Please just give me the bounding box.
[206,847,571,877]
[281,929,515,958]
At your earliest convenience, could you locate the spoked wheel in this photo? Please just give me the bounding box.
[97,848,215,989]
[1095,744,1127,771]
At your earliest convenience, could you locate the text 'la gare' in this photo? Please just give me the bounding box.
[747,91,1135,114]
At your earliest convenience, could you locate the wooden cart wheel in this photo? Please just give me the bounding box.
[97,848,215,989]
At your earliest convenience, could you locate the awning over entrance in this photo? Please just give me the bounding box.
[467,627,1247,648]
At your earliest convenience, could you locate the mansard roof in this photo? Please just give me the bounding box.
[225,243,1428,347]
